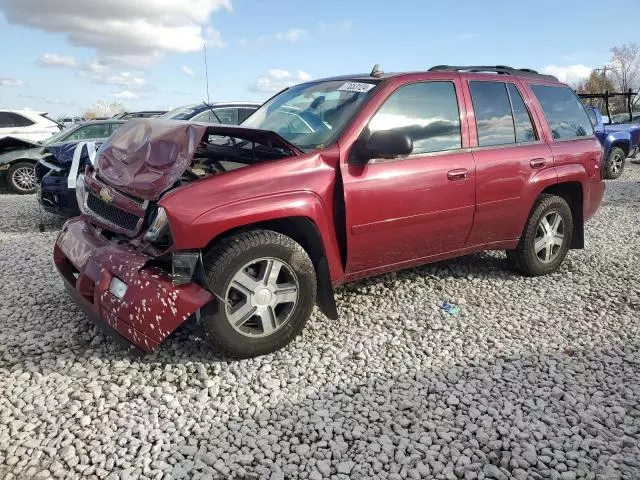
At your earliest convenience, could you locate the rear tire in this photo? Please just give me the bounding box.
[507,194,573,276]
[201,229,316,358]
[605,146,626,180]
[7,161,37,194]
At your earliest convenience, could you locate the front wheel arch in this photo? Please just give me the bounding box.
[202,216,339,320]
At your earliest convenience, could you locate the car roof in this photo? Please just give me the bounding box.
[306,65,561,85]
[0,109,47,115]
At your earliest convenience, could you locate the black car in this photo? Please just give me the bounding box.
[160,102,261,124]
[1,120,123,194]
[33,120,125,212]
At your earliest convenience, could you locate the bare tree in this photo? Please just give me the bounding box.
[576,70,616,112]
[609,43,640,92]
[84,100,125,119]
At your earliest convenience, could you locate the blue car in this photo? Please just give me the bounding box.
[35,120,124,216]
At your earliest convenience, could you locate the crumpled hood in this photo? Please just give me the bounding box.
[0,146,45,165]
[96,119,302,201]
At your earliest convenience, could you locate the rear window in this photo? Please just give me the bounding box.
[9,113,34,127]
[530,85,594,140]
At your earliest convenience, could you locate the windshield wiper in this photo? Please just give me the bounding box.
[201,100,224,124]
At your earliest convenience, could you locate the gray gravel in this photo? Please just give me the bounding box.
[1,166,639,480]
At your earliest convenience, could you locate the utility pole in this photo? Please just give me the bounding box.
[593,66,608,114]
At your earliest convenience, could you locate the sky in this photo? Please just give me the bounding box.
[0,0,638,117]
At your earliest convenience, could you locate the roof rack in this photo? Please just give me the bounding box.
[428,65,558,81]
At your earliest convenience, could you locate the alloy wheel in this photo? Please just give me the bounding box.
[534,210,565,264]
[12,166,37,193]
[225,257,299,338]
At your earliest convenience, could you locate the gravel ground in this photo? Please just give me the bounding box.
[0,166,639,480]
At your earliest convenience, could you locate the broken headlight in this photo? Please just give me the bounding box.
[144,207,171,244]
[75,173,88,212]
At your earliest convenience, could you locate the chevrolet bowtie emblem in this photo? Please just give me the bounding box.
[99,188,114,203]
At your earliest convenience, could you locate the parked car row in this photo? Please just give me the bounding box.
[52,65,607,358]
[0,102,260,195]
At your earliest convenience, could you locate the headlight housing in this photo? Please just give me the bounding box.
[75,173,88,212]
[144,207,171,243]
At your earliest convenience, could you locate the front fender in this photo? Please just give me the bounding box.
[166,191,344,283]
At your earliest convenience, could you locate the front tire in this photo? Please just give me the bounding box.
[507,194,573,276]
[605,146,626,180]
[7,161,37,194]
[201,230,317,358]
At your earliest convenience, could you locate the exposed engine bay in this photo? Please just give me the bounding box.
[179,133,297,184]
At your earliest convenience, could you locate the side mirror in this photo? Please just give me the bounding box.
[351,130,413,165]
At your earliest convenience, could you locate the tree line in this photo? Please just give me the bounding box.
[576,43,639,115]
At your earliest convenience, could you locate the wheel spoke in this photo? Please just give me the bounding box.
[274,283,298,305]
[231,270,259,295]
[228,302,257,327]
[552,233,564,247]
[257,307,277,335]
[540,217,552,235]
[534,237,547,254]
[550,213,562,234]
[544,243,553,262]
[263,259,283,287]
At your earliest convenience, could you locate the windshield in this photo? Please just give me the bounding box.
[161,105,199,120]
[41,127,74,145]
[242,80,379,150]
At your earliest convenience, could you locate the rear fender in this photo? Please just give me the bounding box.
[605,131,631,156]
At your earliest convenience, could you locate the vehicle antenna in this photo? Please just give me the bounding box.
[203,43,211,105]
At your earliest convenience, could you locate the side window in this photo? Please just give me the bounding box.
[368,81,462,154]
[507,83,538,142]
[109,123,123,135]
[530,85,594,140]
[469,81,515,146]
[0,112,13,128]
[192,110,214,123]
[9,113,35,127]
[586,108,598,127]
[238,107,256,123]
[65,124,112,141]
[213,108,239,125]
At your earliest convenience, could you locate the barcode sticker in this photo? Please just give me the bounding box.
[338,81,376,93]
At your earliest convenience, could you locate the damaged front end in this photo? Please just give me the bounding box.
[55,119,301,352]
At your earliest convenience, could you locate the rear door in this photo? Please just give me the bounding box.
[341,77,476,276]
[465,80,554,245]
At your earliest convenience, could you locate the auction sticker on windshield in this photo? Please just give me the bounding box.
[338,82,376,93]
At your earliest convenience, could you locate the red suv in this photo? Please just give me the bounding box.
[54,65,605,357]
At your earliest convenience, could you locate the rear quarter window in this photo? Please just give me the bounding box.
[530,85,594,140]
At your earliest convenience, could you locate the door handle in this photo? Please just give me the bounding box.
[530,158,547,169]
[447,168,468,181]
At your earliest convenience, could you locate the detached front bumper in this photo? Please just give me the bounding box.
[54,218,214,352]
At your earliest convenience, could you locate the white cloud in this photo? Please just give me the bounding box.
[239,28,309,48]
[85,60,110,73]
[110,90,139,99]
[79,69,145,88]
[275,28,308,43]
[1,0,231,66]
[0,77,24,86]
[318,20,352,33]
[181,65,196,76]
[39,53,77,68]
[250,69,312,93]
[542,64,592,85]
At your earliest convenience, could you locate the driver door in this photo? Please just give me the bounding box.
[341,78,475,278]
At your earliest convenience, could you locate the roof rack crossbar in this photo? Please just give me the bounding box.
[428,65,558,81]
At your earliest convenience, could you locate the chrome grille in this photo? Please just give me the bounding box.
[86,191,140,231]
